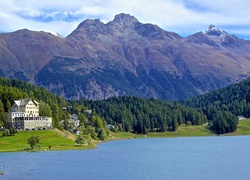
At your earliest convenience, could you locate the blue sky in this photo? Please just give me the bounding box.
[0,0,250,40]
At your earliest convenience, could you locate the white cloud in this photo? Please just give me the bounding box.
[0,0,249,39]
[76,6,104,16]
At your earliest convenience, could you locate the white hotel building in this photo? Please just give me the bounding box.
[7,98,52,130]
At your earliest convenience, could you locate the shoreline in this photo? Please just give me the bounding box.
[1,119,250,153]
[1,133,250,153]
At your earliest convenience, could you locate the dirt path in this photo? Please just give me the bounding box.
[52,128,76,141]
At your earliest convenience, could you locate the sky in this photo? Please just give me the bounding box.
[0,0,250,40]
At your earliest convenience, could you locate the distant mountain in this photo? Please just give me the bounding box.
[1,13,250,100]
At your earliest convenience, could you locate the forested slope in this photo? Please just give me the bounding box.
[1,76,245,135]
[82,76,249,135]
[182,78,250,118]
[181,78,250,133]
[0,77,67,128]
[0,77,110,142]
[81,96,207,133]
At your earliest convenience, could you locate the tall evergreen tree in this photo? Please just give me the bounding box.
[39,101,52,117]
[0,100,6,127]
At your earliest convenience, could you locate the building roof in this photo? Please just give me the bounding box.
[13,98,39,107]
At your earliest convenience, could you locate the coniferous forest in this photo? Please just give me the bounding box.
[81,97,207,133]
[1,77,250,135]
[0,77,109,141]
[81,78,250,134]
[181,79,250,133]
[0,77,67,128]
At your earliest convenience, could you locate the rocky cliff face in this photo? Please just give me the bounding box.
[1,13,250,100]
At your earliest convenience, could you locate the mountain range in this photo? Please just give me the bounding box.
[1,13,250,100]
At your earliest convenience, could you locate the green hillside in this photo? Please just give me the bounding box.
[1,75,250,147]
[0,129,94,152]
[182,78,250,118]
[227,118,250,135]
[0,77,110,144]
[0,77,67,128]
[78,96,208,134]
[182,78,250,134]
[109,118,250,139]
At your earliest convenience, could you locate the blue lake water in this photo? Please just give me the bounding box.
[1,136,250,180]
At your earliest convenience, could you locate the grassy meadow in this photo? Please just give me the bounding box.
[109,118,250,139]
[108,124,214,140]
[1,119,250,152]
[0,129,93,152]
[226,118,250,135]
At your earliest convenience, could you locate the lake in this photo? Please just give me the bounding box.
[1,136,250,180]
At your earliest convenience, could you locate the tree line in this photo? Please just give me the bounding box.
[181,78,250,134]
[1,76,248,135]
[79,96,207,134]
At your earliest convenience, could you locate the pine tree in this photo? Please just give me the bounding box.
[171,115,178,131]
[0,100,6,127]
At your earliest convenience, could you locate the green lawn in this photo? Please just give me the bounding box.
[0,129,90,152]
[147,124,214,138]
[110,119,250,139]
[1,119,250,152]
[225,119,250,136]
[109,124,214,139]
[108,131,145,140]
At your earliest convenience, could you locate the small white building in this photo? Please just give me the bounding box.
[60,114,79,129]
[7,98,52,130]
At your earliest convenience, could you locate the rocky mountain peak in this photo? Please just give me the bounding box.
[67,18,107,38]
[112,13,139,26]
[206,24,228,37]
[76,18,103,29]
[1,14,250,101]
[187,25,243,48]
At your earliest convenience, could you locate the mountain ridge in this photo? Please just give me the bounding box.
[1,13,250,100]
